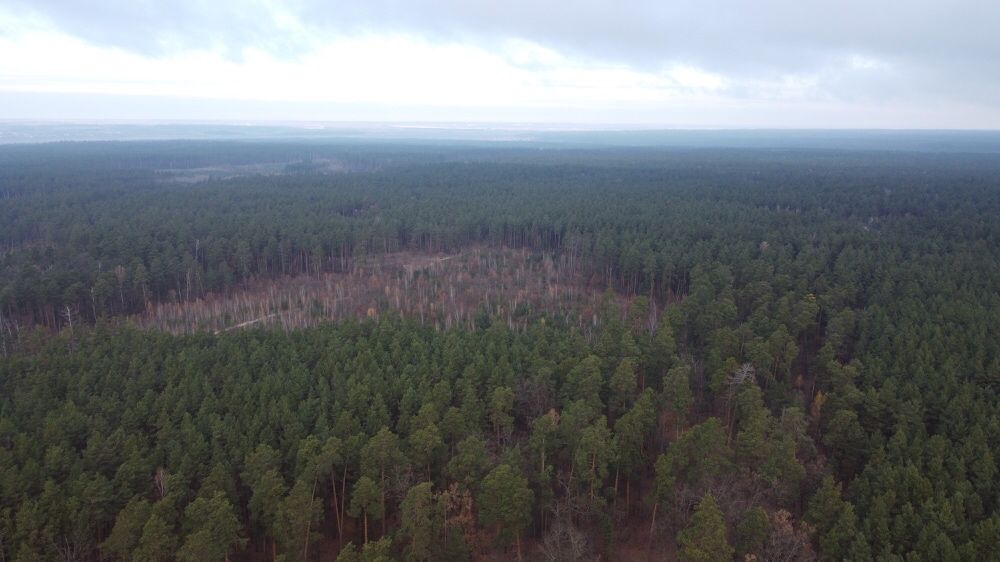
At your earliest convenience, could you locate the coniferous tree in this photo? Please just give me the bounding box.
[677,493,733,562]
[348,477,382,545]
[399,482,436,562]
[177,492,244,562]
[478,464,533,560]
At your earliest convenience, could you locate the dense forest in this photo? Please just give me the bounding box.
[0,140,998,561]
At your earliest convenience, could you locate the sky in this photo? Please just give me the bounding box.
[1,0,999,128]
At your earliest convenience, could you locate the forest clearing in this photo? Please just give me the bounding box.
[136,246,619,335]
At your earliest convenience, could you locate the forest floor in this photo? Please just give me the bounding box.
[133,246,636,335]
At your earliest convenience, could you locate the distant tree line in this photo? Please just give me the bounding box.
[3,144,998,330]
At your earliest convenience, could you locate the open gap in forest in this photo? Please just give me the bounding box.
[134,246,653,334]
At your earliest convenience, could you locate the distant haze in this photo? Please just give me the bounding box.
[2,1,999,128]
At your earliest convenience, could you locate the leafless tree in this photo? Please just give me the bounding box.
[727,363,757,400]
[541,502,598,562]
[61,304,77,330]
[154,467,169,499]
[727,363,757,441]
[760,510,816,562]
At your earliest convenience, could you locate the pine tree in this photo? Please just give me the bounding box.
[478,464,533,560]
[662,364,693,431]
[677,493,733,562]
[408,423,444,479]
[735,506,768,559]
[574,416,612,500]
[274,479,322,562]
[177,492,244,562]
[361,428,403,537]
[133,514,177,562]
[399,482,436,562]
[819,504,861,561]
[103,497,151,560]
[445,435,490,491]
[609,357,638,419]
[805,476,847,539]
[348,476,382,545]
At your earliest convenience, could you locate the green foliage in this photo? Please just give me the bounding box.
[677,493,733,562]
[243,446,287,541]
[177,492,244,562]
[274,479,323,562]
[362,429,403,482]
[399,482,435,562]
[613,388,656,481]
[488,387,515,443]
[662,364,693,427]
[133,514,177,562]
[574,416,612,500]
[361,537,396,562]
[562,355,605,413]
[349,476,382,544]
[103,497,152,560]
[335,537,398,562]
[655,417,733,503]
[477,464,533,544]
[335,542,361,562]
[446,436,490,491]
[805,476,847,539]
[609,357,638,419]
[735,506,769,559]
[0,143,997,560]
[408,423,443,478]
[819,504,861,561]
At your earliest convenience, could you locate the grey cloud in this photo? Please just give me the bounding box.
[8,0,1000,105]
[7,0,306,57]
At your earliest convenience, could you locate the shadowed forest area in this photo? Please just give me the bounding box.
[0,140,998,561]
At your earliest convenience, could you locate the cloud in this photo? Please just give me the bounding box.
[1,0,998,125]
[10,1,1000,72]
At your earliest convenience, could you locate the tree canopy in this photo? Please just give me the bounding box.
[0,140,997,560]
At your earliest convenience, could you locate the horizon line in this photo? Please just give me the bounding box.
[3,120,1000,133]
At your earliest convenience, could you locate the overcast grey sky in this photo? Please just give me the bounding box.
[2,0,999,127]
